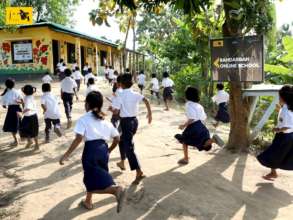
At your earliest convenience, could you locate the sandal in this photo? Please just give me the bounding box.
[262,173,277,181]
[79,200,93,210]
[132,175,146,185]
[177,158,189,165]
[116,187,126,213]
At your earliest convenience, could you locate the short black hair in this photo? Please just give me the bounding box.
[64,69,72,77]
[126,68,130,72]
[22,85,36,96]
[163,71,169,78]
[42,83,51,92]
[216,83,224,90]
[116,75,122,83]
[5,78,15,89]
[86,91,104,120]
[75,66,80,71]
[88,67,92,73]
[279,85,293,111]
[62,63,66,66]
[60,58,64,62]
[185,86,200,102]
[121,73,133,88]
[139,70,144,75]
[45,71,50,75]
[152,73,156,78]
[88,78,95,85]
[114,70,119,75]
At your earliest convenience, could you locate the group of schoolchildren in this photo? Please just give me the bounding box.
[1,64,293,213]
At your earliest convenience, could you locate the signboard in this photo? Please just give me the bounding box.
[210,35,264,82]
[11,40,33,64]
[6,7,33,25]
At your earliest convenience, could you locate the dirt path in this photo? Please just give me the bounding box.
[0,79,292,220]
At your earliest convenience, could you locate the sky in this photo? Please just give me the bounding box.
[73,0,293,48]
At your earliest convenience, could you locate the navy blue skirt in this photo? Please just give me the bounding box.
[215,102,230,123]
[163,87,173,101]
[175,120,211,151]
[82,140,115,192]
[257,132,293,170]
[3,105,22,133]
[19,114,39,138]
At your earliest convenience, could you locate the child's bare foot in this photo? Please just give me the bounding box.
[262,172,278,181]
[79,200,93,210]
[67,119,72,129]
[132,173,146,185]
[164,108,169,111]
[116,161,126,171]
[177,158,189,165]
[34,144,40,151]
[54,127,62,137]
[25,140,33,148]
[212,134,225,147]
[115,187,126,213]
[10,141,18,147]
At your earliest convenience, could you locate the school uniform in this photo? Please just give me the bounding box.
[42,75,53,84]
[137,74,146,91]
[108,69,115,83]
[61,77,77,119]
[175,101,211,151]
[19,95,39,138]
[85,73,97,86]
[212,90,230,123]
[257,104,293,170]
[104,68,110,80]
[2,89,23,133]
[74,112,119,192]
[85,85,97,97]
[112,88,144,170]
[162,77,174,101]
[83,66,89,76]
[41,92,61,140]
[59,66,67,81]
[72,70,83,91]
[151,78,160,98]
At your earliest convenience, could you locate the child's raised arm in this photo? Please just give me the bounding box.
[59,134,83,165]
[143,98,152,124]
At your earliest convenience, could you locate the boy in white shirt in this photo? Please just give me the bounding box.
[85,78,97,97]
[108,66,115,85]
[59,63,67,81]
[150,73,160,104]
[84,68,97,86]
[42,72,53,84]
[41,83,62,143]
[72,67,84,92]
[112,73,152,185]
[137,70,146,94]
[162,71,174,111]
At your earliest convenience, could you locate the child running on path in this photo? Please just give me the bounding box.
[112,73,152,184]
[150,73,160,104]
[59,91,125,212]
[257,85,293,181]
[42,71,53,84]
[137,70,146,94]
[162,71,174,111]
[72,67,83,92]
[175,86,224,165]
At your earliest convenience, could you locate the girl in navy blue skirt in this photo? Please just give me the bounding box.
[257,85,293,181]
[162,71,174,111]
[1,78,23,146]
[59,91,125,212]
[175,87,224,165]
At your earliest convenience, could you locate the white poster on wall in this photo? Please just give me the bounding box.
[13,42,32,62]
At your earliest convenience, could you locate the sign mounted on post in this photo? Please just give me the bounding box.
[210,35,264,82]
[6,7,33,25]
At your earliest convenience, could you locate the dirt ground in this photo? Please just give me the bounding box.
[0,78,292,220]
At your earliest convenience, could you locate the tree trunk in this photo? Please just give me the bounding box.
[132,15,136,78]
[123,17,131,71]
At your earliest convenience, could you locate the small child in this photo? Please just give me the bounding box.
[59,91,125,212]
[42,71,53,84]
[59,63,67,81]
[150,73,160,104]
[19,85,39,149]
[85,78,97,97]
[41,83,62,143]
[61,69,78,128]
[175,87,224,165]
[72,59,78,71]
[162,71,174,111]
[112,73,152,184]
[212,83,230,127]
[83,63,89,76]
[1,78,23,146]
[85,68,97,86]
[108,66,115,85]
[72,67,84,92]
[257,85,293,181]
[137,70,146,94]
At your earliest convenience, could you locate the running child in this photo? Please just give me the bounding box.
[59,91,125,212]
[1,78,23,146]
[61,69,78,128]
[59,63,67,81]
[112,73,152,184]
[137,70,146,94]
[212,83,230,127]
[150,73,160,104]
[108,66,115,85]
[72,67,84,92]
[175,86,224,165]
[19,85,39,150]
[85,68,97,86]
[42,71,53,84]
[41,83,62,143]
[257,85,293,181]
[162,71,174,111]
[83,63,89,76]
[85,78,98,97]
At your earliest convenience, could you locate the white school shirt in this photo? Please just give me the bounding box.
[162,78,174,88]
[212,90,229,105]
[185,101,207,122]
[111,88,123,106]
[151,78,159,91]
[1,89,23,106]
[72,71,84,80]
[61,77,77,94]
[42,75,53,84]
[277,104,293,133]
[137,74,146,85]
[57,62,63,70]
[85,85,97,96]
[83,66,89,72]
[41,92,61,120]
[74,111,119,141]
[23,95,37,116]
[112,88,144,118]
[108,69,115,79]
[85,73,97,85]
[59,65,67,72]
[72,63,78,70]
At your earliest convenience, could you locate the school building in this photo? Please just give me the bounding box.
[0,22,144,80]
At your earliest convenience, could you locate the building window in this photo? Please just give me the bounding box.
[100,50,107,66]
[11,40,33,64]
[67,43,75,63]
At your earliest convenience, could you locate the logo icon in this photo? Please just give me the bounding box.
[213,58,220,68]
[6,7,33,25]
[213,40,224,47]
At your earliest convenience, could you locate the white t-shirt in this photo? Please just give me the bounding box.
[74,112,119,141]
[277,104,293,133]
[59,65,67,72]
[83,66,89,72]
[72,63,78,70]
[61,77,77,94]
[85,73,97,85]
[85,85,97,96]
[162,78,174,88]
[185,101,207,122]
[137,74,146,85]
[111,88,123,105]
[108,69,115,79]
[42,75,53,84]
[41,92,61,119]
[151,78,159,91]
[57,62,63,70]
[1,89,23,106]
[112,88,144,118]
[23,95,37,116]
[72,71,83,80]
[212,90,229,105]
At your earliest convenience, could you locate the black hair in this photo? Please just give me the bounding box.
[185,86,200,103]
[279,85,293,111]
[114,70,119,75]
[121,73,133,88]
[22,84,36,96]
[139,70,144,75]
[126,68,130,72]
[116,75,122,83]
[216,83,224,90]
[42,83,51,92]
[1,78,15,96]
[152,73,156,78]
[60,58,63,62]
[64,69,72,77]
[45,71,50,75]
[86,91,104,120]
[88,67,92,73]
[75,66,80,71]
[163,71,169,78]
[88,78,95,85]
[62,63,66,66]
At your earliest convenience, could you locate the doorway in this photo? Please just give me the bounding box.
[52,40,59,74]
[81,46,85,69]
